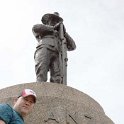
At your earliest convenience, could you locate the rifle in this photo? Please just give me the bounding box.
[59,22,68,85]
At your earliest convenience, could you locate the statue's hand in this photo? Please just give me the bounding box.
[54,22,61,30]
[54,22,66,34]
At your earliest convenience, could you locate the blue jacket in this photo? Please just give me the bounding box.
[0,104,24,124]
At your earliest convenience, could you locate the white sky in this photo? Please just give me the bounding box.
[0,0,124,123]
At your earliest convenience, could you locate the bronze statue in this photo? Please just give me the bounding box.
[32,12,76,84]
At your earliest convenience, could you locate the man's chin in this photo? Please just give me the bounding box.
[21,109,30,116]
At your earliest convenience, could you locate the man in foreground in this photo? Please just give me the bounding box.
[0,89,37,124]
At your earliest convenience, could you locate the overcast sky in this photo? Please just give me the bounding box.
[0,0,124,123]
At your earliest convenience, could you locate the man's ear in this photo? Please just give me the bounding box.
[13,97,18,105]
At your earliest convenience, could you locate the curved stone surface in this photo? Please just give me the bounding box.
[0,82,114,124]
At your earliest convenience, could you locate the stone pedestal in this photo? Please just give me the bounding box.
[0,82,114,124]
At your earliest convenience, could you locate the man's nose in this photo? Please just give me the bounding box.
[25,100,31,105]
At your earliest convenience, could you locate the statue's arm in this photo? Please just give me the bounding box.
[32,24,54,41]
[64,32,76,51]
[32,24,54,32]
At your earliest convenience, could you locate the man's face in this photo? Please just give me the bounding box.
[48,19,58,26]
[13,95,35,117]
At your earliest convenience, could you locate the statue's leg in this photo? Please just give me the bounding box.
[50,52,61,83]
[34,47,50,83]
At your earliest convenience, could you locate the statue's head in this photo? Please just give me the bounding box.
[41,12,63,26]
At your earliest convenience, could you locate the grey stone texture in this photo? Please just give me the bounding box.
[0,82,114,124]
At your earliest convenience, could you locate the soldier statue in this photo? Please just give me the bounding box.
[32,12,76,84]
